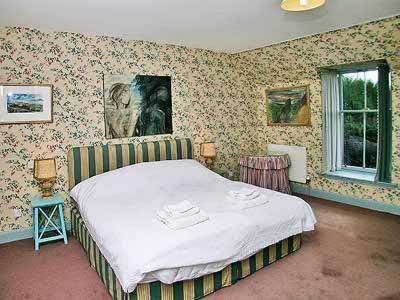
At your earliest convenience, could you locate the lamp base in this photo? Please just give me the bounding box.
[40,180,55,198]
[205,157,214,169]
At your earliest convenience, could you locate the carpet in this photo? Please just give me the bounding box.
[1,196,399,300]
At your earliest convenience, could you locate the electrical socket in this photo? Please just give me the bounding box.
[228,171,234,177]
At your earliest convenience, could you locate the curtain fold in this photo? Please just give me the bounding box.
[321,71,342,173]
[376,65,392,183]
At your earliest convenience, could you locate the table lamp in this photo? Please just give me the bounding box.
[200,142,216,169]
[34,158,56,197]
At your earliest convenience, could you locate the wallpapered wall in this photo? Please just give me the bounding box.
[0,27,260,232]
[0,17,399,233]
[235,16,400,206]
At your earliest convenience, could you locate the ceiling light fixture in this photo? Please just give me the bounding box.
[281,0,326,12]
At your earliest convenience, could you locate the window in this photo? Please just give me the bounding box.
[321,60,392,183]
[340,70,378,172]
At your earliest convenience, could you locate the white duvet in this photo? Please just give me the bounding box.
[71,159,316,293]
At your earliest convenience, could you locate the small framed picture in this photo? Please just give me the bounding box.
[265,85,311,126]
[0,84,53,124]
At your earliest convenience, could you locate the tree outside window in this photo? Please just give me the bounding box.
[340,70,378,171]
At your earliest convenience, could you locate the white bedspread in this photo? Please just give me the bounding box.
[70,159,316,293]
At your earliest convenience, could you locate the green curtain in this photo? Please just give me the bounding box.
[376,64,392,183]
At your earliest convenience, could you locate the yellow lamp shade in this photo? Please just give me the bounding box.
[200,142,216,158]
[281,0,326,11]
[34,158,56,180]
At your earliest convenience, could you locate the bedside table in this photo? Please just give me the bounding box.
[239,154,291,194]
[32,193,68,251]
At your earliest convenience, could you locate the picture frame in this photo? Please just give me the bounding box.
[0,84,53,124]
[265,85,311,126]
[103,74,173,139]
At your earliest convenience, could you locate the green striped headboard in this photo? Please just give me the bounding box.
[137,138,193,163]
[67,143,136,189]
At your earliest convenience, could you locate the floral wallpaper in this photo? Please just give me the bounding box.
[1,16,399,233]
[0,27,259,232]
[234,16,400,206]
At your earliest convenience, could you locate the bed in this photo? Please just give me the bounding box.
[68,138,316,300]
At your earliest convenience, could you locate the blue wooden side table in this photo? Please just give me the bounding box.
[32,193,68,251]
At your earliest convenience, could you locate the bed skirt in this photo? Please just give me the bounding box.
[71,207,302,300]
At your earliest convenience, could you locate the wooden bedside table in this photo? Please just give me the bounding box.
[32,193,68,251]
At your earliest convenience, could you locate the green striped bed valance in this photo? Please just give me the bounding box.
[71,207,302,300]
[68,143,136,189]
[137,138,193,163]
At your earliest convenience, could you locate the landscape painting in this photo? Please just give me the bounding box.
[104,74,172,139]
[7,93,44,113]
[265,85,311,126]
[0,84,53,124]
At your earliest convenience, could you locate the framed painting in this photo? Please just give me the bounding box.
[103,74,173,139]
[265,85,311,126]
[0,84,53,124]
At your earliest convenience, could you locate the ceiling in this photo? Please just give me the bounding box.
[0,0,399,53]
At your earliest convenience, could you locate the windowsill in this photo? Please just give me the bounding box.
[330,169,376,181]
[319,170,397,189]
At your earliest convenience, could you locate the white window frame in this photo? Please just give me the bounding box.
[338,69,378,174]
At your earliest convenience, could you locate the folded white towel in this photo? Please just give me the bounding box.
[228,188,260,201]
[234,188,258,196]
[164,206,200,219]
[225,195,268,210]
[157,209,209,230]
[163,200,195,214]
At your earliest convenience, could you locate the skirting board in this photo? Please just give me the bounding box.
[291,182,400,216]
[0,221,71,244]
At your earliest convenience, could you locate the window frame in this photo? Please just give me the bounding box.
[338,68,378,174]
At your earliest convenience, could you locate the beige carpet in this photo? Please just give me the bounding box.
[1,195,399,300]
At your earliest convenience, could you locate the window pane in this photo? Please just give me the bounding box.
[365,112,378,168]
[343,113,363,167]
[342,72,364,110]
[365,70,378,109]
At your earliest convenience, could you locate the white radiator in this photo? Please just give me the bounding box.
[267,144,307,183]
